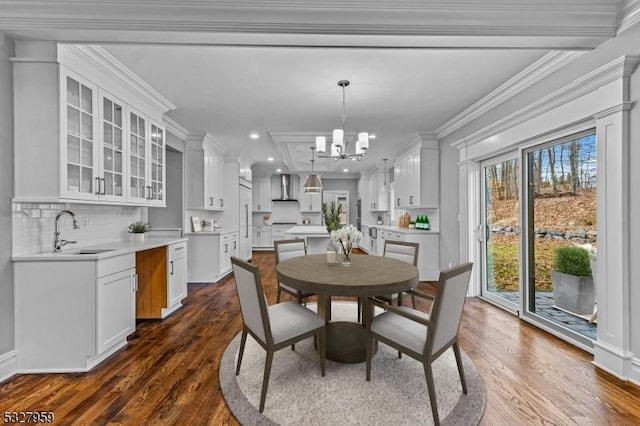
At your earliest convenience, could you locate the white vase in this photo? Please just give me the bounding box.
[132,233,146,242]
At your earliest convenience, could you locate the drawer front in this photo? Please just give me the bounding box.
[169,241,187,260]
[97,254,136,278]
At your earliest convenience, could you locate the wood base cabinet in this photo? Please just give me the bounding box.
[135,241,188,319]
[15,254,137,373]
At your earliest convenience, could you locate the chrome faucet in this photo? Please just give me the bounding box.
[53,210,79,253]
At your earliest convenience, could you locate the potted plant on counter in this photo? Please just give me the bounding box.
[128,221,151,242]
[551,245,595,316]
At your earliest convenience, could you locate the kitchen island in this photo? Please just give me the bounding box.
[284,225,330,255]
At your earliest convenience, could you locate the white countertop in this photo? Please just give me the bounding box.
[284,225,329,236]
[362,224,439,234]
[12,236,189,262]
[184,228,237,235]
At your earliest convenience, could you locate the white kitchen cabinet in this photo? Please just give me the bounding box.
[186,230,239,283]
[166,241,188,316]
[185,133,226,211]
[360,225,370,252]
[13,42,171,206]
[300,190,322,212]
[252,225,272,248]
[15,253,137,372]
[394,145,439,209]
[368,169,389,212]
[378,228,440,281]
[252,178,272,212]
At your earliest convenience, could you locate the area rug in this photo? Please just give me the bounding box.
[219,302,485,425]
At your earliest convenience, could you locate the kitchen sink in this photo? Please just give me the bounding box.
[73,249,116,254]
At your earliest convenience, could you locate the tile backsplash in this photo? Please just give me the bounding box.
[12,202,146,255]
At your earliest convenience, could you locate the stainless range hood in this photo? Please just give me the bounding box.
[272,174,298,202]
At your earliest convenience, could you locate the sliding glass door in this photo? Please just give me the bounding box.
[523,129,597,347]
[480,154,520,312]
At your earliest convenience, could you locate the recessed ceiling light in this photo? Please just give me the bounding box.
[369,134,376,139]
[276,168,282,173]
[250,133,259,140]
[343,168,349,173]
[267,157,274,162]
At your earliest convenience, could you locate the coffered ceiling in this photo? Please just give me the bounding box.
[1,0,637,177]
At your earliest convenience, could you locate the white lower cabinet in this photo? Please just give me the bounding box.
[378,228,440,281]
[252,225,272,248]
[166,241,188,316]
[15,253,137,372]
[187,231,239,283]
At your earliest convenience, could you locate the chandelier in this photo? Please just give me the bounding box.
[303,146,323,193]
[316,80,369,161]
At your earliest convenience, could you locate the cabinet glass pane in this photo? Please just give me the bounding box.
[81,113,93,138]
[67,77,80,108]
[139,159,145,176]
[114,151,122,172]
[104,172,113,195]
[81,167,92,193]
[81,85,92,113]
[67,164,80,192]
[130,177,138,197]
[139,118,145,137]
[67,106,80,135]
[104,98,112,122]
[130,114,137,134]
[130,158,138,176]
[67,135,80,164]
[151,164,157,180]
[138,138,145,156]
[104,123,113,146]
[114,127,122,149]
[114,104,122,126]
[104,147,113,170]
[114,174,122,196]
[157,147,163,163]
[152,144,158,161]
[130,135,137,154]
[82,139,93,165]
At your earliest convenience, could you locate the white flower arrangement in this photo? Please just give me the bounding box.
[331,224,363,258]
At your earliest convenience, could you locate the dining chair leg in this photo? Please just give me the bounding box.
[259,349,274,413]
[319,327,326,377]
[424,361,440,426]
[235,329,248,376]
[357,298,362,323]
[452,342,468,394]
[365,334,373,382]
[276,287,282,303]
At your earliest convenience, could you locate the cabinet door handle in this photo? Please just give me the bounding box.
[101,178,106,195]
[95,177,101,195]
[132,274,138,292]
[397,198,400,207]
[409,195,413,205]
[224,243,228,253]
[209,197,214,206]
[146,186,153,200]
[233,241,237,250]
[219,198,224,208]
[170,260,174,275]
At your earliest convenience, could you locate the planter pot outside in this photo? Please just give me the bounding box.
[552,271,595,315]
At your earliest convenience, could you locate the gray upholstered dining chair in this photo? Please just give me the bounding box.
[231,256,326,413]
[364,262,473,426]
[357,240,419,321]
[274,239,316,305]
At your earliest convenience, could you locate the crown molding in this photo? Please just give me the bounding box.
[617,0,640,33]
[437,51,586,139]
[58,44,176,114]
[451,55,640,149]
[185,132,227,154]
[163,116,189,141]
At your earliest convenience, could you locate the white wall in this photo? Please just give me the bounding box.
[439,141,460,269]
[439,24,640,382]
[148,148,183,230]
[0,34,16,377]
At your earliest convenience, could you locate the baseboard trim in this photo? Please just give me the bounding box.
[592,339,634,381]
[0,350,18,383]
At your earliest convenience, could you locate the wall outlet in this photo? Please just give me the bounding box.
[82,217,92,228]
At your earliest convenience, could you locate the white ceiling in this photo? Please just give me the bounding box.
[1,0,634,177]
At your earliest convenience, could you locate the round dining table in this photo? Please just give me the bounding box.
[276,253,419,363]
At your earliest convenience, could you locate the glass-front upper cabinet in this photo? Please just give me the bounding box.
[61,73,99,201]
[128,109,148,204]
[148,121,165,206]
[99,91,125,202]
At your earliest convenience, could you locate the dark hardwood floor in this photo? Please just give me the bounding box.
[2,250,639,425]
